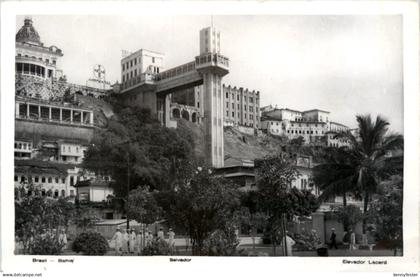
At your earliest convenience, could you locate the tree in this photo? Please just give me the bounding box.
[82,106,195,196]
[160,167,241,255]
[15,186,75,254]
[367,175,403,253]
[255,153,319,255]
[334,205,363,232]
[336,115,403,233]
[312,147,359,208]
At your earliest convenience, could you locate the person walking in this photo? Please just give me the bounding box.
[129,229,136,254]
[329,228,338,249]
[349,229,356,250]
[167,228,175,254]
[111,227,123,256]
[136,230,144,255]
[58,228,68,250]
[157,228,164,241]
[146,231,153,247]
[121,228,129,255]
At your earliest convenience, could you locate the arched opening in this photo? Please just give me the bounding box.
[181,110,189,121]
[54,190,59,198]
[61,190,66,197]
[172,108,180,119]
[75,90,83,96]
[192,112,197,123]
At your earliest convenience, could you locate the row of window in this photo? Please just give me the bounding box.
[15,175,66,184]
[17,54,56,65]
[286,129,324,135]
[224,92,258,104]
[18,188,74,198]
[226,111,259,121]
[15,142,32,150]
[225,103,259,113]
[62,145,80,153]
[122,56,156,71]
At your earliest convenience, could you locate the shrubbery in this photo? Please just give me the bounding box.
[142,238,171,255]
[203,228,242,256]
[72,231,108,255]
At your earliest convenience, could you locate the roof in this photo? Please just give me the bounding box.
[329,121,349,128]
[302,109,330,114]
[289,121,327,125]
[16,18,41,45]
[14,159,76,176]
[75,179,111,188]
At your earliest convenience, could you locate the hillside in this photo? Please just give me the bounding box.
[177,119,287,162]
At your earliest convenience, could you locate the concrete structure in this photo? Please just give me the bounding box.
[118,26,229,168]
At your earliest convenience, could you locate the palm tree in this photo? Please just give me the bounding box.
[313,146,359,208]
[337,115,403,233]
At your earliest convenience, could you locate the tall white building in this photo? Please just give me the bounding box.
[120,49,164,92]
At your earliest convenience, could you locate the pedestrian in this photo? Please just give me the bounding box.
[157,227,164,240]
[167,228,175,253]
[121,229,129,255]
[329,228,337,249]
[281,232,296,256]
[146,231,153,246]
[129,229,136,254]
[136,230,144,255]
[58,228,68,250]
[111,227,123,255]
[349,229,356,250]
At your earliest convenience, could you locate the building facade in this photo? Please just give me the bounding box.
[14,18,113,202]
[261,107,349,146]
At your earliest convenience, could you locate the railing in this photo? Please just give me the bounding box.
[195,53,229,68]
[16,55,56,67]
[15,114,94,127]
[154,61,196,82]
[121,73,154,91]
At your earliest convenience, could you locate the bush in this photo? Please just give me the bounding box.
[28,234,64,255]
[203,228,242,256]
[72,232,108,255]
[142,238,171,255]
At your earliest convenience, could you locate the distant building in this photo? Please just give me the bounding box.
[261,107,351,146]
[120,49,164,92]
[222,85,260,128]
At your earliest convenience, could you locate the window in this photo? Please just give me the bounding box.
[68,146,71,152]
[271,122,273,125]
[70,190,74,196]
[122,64,125,71]
[226,92,228,98]
[62,178,66,184]
[41,177,46,183]
[48,177,52,183]
[237,95,239,101]
[152,57,155,63]
[250,97,253,103]
[14,176,18,182]
[232,94,234,99]
[226,111,229,117]
[226,102,229,108]
[232,112,235,117]
[34,176,39,182]
[55,177,59,183]
[232,103,234,109]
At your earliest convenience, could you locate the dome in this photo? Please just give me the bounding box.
[16,17,42,45]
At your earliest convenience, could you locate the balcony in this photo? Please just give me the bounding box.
[195,53,229,73]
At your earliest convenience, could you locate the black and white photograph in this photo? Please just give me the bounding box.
[1,1,418,276]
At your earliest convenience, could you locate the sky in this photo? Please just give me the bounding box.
[16,15,403,133]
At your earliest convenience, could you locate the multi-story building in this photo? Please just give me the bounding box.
[222,85,260,128]
[120,49,164,92]
[14,17,113,202]
[261,107,350,146]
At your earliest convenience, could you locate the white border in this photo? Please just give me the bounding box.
[1,1,418,276]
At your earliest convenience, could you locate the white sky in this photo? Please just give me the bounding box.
[16,15,403,133]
